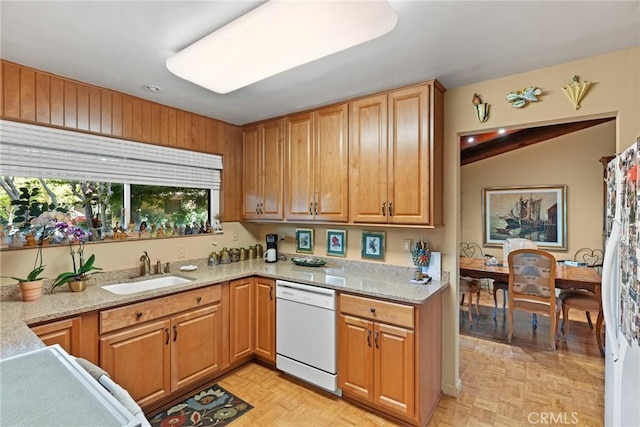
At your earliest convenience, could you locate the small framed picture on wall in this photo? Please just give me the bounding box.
[361,231,385,260]
[295,228,314,254]
[326,229,347,257]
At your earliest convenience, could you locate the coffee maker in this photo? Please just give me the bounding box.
[265,233,279,263]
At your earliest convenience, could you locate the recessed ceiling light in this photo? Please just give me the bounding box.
[166,1,398,94]
[143,85,162,93]
[498,128,506,134]
[467,137,475,143]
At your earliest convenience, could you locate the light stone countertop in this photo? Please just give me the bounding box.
[0,256,449,359]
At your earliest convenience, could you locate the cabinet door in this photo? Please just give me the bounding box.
[349,94,388,223]
[254,277,275,362]
[338,314,374,400]
[285,112,315,221]
[261,119,284,219]
[229,278,254,363]
[100,319,171,407]
[171,304,222,392]
[242,125,261,219]
[388,84,430,225]
[315,104,349,222]
[32,313,99,364]
[373,322,415,416]
[31,317,81,355]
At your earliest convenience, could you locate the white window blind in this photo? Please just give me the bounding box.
[0,120,222,189]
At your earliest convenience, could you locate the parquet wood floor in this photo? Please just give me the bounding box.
[213,290,604,426]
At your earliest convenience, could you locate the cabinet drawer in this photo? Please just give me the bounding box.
[340,294,414,329]
[100,285,221,334]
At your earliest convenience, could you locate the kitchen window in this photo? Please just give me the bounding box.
[0,120,222,248]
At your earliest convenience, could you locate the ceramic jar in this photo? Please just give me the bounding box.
[219,248,231,264]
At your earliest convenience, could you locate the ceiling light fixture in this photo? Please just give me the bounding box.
[143,84,161,92]
[166,1,398,94]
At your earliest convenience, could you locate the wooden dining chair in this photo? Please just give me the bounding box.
[507,249,561,350]
[460,242,491,294]
[558,247,605,355]
[493,238,538,320]
[559,289,604,356]
[459,276,481,324]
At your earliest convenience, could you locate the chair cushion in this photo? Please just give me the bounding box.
[559,291,600,310]
[460,277,480,293]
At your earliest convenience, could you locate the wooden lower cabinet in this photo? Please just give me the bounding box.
[254,277,275,362]
[339,315,415,417]
[100,319,172,408]
[99,287,223,408]
[229,278,254,364]
[171,305,222,391]
[229,277,276,364]
[30,312,99,364]
[338,293,441,425]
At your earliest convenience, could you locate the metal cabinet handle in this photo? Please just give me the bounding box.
[382,201,386,216]
[314,202,318,215]
[256,204,259,214]
[309,202,313,215]
[173,325,178,342]
[269,286,273,300]
[196,296,202,303]
[370,307,376,313]
[367,329,372,347]
[136,311,143,318]
[388,200,393,216]
[259,202,263,214]
[165,328,170,345]
[374,331,379,349]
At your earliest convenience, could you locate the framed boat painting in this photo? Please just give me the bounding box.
[482,185,567,249]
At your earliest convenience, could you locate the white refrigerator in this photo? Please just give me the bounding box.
[602,140,640,427]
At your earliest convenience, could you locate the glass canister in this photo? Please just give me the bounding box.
[219,247,231,264]
[248,245,256,259]
[230,248,240,262]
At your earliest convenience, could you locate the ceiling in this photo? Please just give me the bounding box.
[460,118,616,166]
[1,1,638,126]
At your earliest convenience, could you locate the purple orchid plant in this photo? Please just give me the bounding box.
[51,222,102,292]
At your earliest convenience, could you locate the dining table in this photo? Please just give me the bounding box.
[459,256,602,293]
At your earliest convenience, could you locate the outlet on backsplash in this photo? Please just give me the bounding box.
[177,247,185,259]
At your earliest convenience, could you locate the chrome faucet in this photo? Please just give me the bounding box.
[140,251,151,276]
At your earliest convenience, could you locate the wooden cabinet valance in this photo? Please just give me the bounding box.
[0,60,234,156]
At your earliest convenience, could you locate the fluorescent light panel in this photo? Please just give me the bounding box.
[166,1,398,94]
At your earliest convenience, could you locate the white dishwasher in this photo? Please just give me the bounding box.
[276,280,341,396]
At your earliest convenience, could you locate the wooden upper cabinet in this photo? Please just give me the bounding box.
[349,94,388,224]
[314,104,349,222]
[349,82,444,226]
[286,112,314,221]
[285,104,349,222]
[387,84,430,225]
[241,118,284,220]
[262,119,284,218]
[242,125,261,219]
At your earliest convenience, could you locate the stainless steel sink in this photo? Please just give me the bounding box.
[101,275,194,295]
